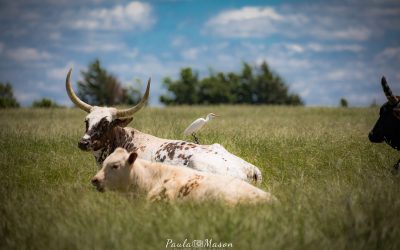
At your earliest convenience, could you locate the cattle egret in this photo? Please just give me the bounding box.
[184,113,219,144]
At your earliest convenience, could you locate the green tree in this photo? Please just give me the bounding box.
[0,82,19,108]
[32,98,60,108]
[340,98,348,108]
[160,68,199,105]
[254,62,303,105]
[160,61,303,106]
[235,63,254,104]
[198,72,235,104]
[78,59,139,106]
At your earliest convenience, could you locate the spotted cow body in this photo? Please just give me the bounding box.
[90,125,262,183]
[153,140,262,182]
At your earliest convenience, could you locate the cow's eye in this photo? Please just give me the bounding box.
[111,165,119,170]
[85,120,89,131]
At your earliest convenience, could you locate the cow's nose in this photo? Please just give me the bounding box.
[91,178,100,187]
[369,131,384,143]
[368,132,374,142]
[78,139,90,150]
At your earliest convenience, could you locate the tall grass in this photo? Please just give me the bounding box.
[1,106,399,250]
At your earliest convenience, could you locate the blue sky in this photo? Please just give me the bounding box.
[0,0,399,106]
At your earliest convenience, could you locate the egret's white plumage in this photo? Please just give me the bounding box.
[184,113,218,135]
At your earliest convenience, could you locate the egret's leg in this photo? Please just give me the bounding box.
[192,133,200,144]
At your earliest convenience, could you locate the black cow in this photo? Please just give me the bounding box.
[369,76,400,172]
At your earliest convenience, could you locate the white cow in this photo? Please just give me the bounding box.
[66,69,262,183]
[91,148,277,205]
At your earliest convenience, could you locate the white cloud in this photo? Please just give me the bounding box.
[72,43,125,53]
[307,43,364,53]
[171,36,186,47]
[69,1,155,31]
[283,44,305,53]
[124,48,139,58]
[6,47,52,62]
[375,47,400,79]
[69,41,138,57]
[181,48,201,60]
[310,27,371,41]
[208,6,283,24]
[108,55,179,79]
[205,5,375,41]
[70,41,127,53]
[257,56,312,73]
[377,47,400,60]
[49,32,61,41]
[47,62,76,81]
[36,81,62,94]
[14,91,40,104]
[278,43,364,54]
[325,70,348,81]
[205,6,306,38]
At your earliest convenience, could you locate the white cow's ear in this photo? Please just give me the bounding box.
[128,152,138,165]
[112,117,133,127]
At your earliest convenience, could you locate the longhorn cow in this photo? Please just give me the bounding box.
[66,69,263,183]
[369,76,400,172]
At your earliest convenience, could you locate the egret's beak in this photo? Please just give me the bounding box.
[213,113,220,117]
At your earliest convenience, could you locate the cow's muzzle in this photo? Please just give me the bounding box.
[368,131,384,143]
[91,178,105,192]
[78,138,91,151]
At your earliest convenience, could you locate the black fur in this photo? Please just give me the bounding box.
[369,102,400,172]
[369,102,400,150]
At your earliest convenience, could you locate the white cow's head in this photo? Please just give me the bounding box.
[65,69,150,151]
[91,147,137,192]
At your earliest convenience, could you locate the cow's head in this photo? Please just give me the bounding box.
[66,69,150,151]
[369,77,400,149]
[91,147,137,192]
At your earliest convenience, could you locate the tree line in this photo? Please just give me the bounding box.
[160,61,303,105]
[1,59,304,108]
[0,83,19,108]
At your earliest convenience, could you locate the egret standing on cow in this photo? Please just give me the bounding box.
[184,113,219,144]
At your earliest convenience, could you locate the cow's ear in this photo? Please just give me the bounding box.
[112,117,133,127]
[127,152,138,165]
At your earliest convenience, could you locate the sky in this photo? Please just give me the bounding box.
[0,0,400,107]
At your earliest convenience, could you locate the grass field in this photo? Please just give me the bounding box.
[1,106,400,250]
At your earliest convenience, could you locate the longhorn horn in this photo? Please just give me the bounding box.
[66,68,92,113]
[381,76,398,105]
[116,78,151,117]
